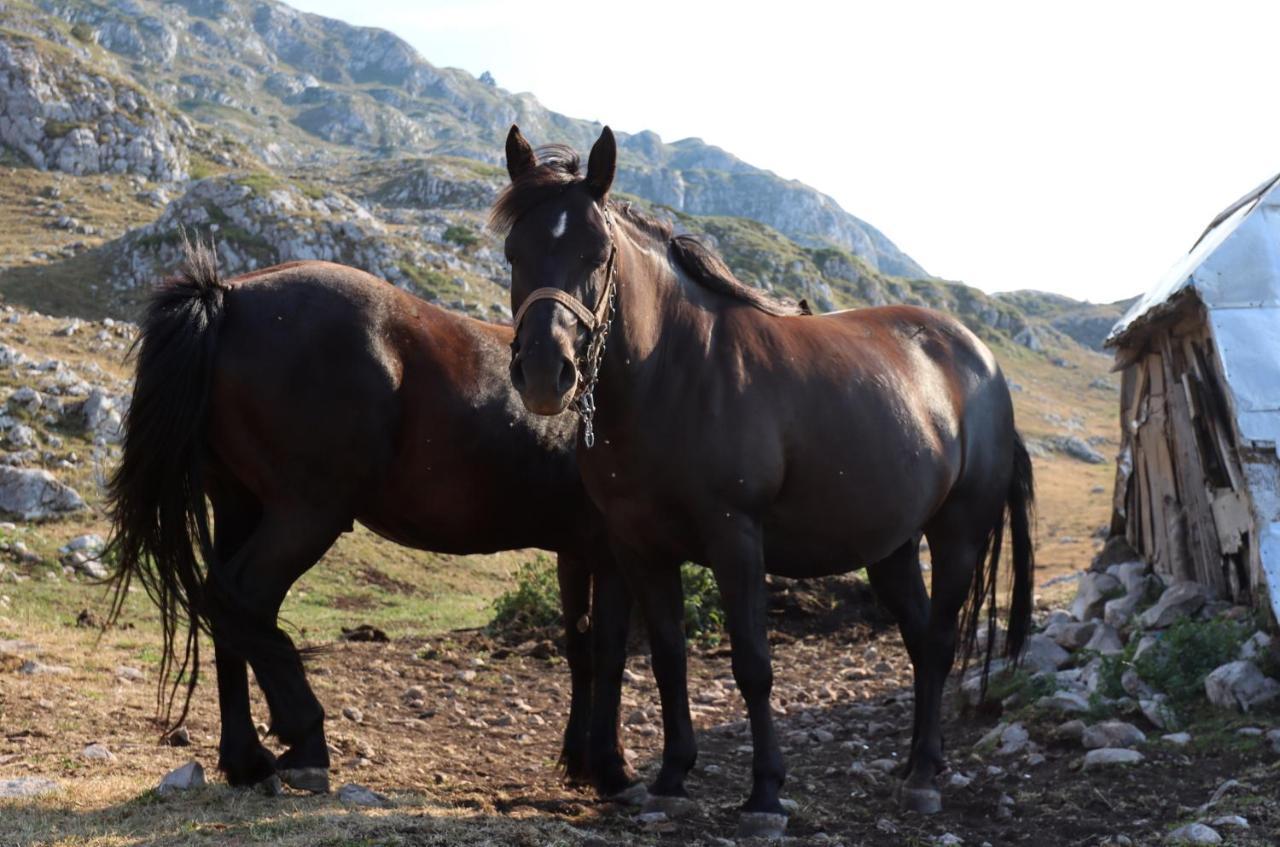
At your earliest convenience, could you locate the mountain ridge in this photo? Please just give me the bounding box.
[11,0,925,276]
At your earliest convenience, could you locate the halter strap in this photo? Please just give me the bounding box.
[513,280,608,333]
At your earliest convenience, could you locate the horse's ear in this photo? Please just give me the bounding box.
[585,126,616,198]
[506,125,536,182]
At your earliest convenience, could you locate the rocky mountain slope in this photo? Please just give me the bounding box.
[0,0,1127,354]
[2,0,923,275]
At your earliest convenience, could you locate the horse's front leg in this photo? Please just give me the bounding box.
[708,520,788,839]
[618,548,698,812]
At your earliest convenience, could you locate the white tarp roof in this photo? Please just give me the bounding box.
[1109,172,1280,621]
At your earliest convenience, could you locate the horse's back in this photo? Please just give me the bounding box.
[208,260,585,552]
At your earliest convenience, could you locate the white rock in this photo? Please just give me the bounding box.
[1082,748,1143,769]
[1238,630,1272,662]
[1047,621,1096,650]
[1020,634,1071,673]
[1138,582,1208,629]
[0,466,86,520]
[1209,815,1247,829]
[1083,623,1124,656]
[1162,732,1191,746]
[1121,668,1152,699]
[1082,721,1146,749]
[1203,661,1280,712]
[156,761,204,795]
[1036,690,1089,714]
[1165,823,1221,844]
[337,782,390,807]
[81,743,114,761]
[1107,561,1147,595]
[978,721,1030,756]
[1072,572,1122,621]
[1140,695,1179,730]
[1103,592,1142,629]
[0,776,60,798]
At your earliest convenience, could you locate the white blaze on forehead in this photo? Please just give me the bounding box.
[550,210,568,240]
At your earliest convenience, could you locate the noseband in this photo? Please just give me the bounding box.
[512,205,618,448]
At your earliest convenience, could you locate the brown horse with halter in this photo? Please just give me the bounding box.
[106,241,635,796]
[496,126,1034,837]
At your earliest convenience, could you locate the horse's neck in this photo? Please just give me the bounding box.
[596,229,709,420]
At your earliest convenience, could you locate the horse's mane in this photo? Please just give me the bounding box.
[489,149,808,318]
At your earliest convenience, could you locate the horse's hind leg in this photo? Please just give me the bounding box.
[902,509,993,814]
[555,549,593,783]
[207,506,346,794]
[865,537,930,777]
[208,483,277,790]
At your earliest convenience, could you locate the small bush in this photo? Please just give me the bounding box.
[70,23,94,43]
[1135,617,1248,708]
[1092,617,1249,716]
[490,554,561,636]
[443,224,478,248]
[488,557,727,643]
[681,563,724,643]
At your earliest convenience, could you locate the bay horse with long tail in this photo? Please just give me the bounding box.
[106,241,634,796]
[496,126,1035,837]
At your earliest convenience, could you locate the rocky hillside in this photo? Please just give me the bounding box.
[0,0,1127,354]
[2,0,921,276]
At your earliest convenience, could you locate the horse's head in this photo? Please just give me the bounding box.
[498,125,617,417]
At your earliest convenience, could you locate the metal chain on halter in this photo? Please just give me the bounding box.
[573,207,619,449]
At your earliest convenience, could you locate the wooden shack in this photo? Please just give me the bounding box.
[1106,174,1280,626]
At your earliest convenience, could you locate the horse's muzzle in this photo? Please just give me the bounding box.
[510,350,577,416]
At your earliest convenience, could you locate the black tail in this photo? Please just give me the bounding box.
[959,431,1036,692]
[106,236,226,731]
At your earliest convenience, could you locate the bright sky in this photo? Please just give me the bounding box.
[291,0,1280,303]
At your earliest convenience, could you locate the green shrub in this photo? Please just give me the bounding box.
[681,563,724,644]
[488,557,727,643]
[1091,617,1249,716]
[70,23,94,43]
[443,225,478,248]
[489,554,561,636]
[1134,617,1248,708]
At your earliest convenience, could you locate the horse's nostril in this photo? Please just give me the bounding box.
[556,356,576,396]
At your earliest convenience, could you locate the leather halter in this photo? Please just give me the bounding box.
[511,205,619,448]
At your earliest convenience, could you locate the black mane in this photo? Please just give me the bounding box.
[490,152,807,318]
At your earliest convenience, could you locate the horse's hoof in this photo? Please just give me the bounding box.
[897,784,942,815]
[608,782,650,807]
[641,793,700,819]
[279,767,330,794]
[252,774,282,797]
[736,811,788,840]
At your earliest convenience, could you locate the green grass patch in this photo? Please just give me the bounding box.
[443,224,479,248]
[234,172,284,196]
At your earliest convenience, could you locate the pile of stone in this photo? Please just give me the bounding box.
[962,558,1278,763]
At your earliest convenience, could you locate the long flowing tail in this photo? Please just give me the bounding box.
[106,237,226,730]
[959,431,1036,691]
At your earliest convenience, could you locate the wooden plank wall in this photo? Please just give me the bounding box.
[1117,311,1254,604]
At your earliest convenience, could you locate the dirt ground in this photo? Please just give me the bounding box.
[2,576,1278,847]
